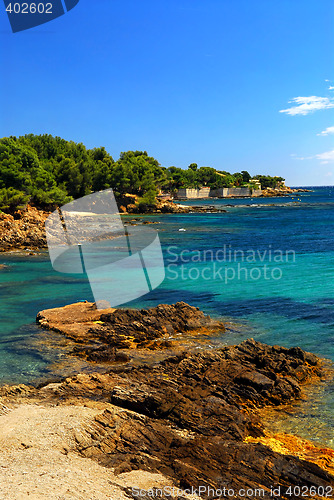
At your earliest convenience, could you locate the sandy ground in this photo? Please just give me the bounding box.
[0,402,180,500]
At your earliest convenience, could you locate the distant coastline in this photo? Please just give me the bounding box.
[0,185,313,254]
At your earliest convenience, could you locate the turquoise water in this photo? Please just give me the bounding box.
[0,187,333,445]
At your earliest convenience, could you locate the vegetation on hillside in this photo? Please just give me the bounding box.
[0,134,284,212]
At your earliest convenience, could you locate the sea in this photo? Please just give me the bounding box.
[0,186,333,447]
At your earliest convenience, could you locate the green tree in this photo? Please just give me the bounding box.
[0,188,29,212]
[241,170,251,183]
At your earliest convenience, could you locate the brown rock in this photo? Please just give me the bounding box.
[34,339,332,497]
[37,301,225,361]
[2,338,333,497]
[0,205,50,252]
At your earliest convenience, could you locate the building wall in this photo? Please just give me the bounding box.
[175,187,261,199]
[250,188,262,197]
[174,187,211,199]
[209,188,228,198]
[211,187,262,197]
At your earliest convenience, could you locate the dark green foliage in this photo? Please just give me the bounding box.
[0,137,70,212]
[0,134,284,213]
[136,187,158,211]
[254,175,285,189]
[241,170,251,183]
[0,187,29,212]
[0,134,109,211]
[166,166,243,190]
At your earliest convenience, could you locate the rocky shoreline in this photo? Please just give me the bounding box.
[0,201,227,253]
[260,187,311,197]
[0,301,333,498]
[0,187,310,253]
[0,205,49,252]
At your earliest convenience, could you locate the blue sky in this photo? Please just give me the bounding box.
[0,0,333,185]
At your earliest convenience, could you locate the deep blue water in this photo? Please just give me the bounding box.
[0,186,333,446]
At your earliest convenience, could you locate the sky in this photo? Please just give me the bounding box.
[0,0,333,186]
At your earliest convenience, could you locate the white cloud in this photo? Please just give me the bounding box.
[329,86,334,90]
[293,150,334,164]
[314,150,334,164]
[279,96,334,116]
[317,126,334,136]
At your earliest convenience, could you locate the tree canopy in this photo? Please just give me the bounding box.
[0,134,284,212]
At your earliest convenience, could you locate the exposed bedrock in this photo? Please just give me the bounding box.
[37,301,226,360]
[13,338,331,499]
[33,301,334,497]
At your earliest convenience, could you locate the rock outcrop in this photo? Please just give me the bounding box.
[0,205,49,252]
[50,341,334,498]
[118,194,227,214]
[153,200,227,214]
[37,301,225,361]
[261,187,311,197]
[117,194,191,214]
[3,339,332,499]
[0,199,226,252]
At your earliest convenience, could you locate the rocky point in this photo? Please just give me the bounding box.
[1,336,333,499]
